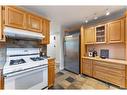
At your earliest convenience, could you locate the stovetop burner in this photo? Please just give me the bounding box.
[10,59,26,65]
[30,57,44,61]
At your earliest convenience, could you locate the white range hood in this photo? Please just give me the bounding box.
[4,27,45,40]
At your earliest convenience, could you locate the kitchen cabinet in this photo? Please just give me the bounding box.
[108,18,125,43]
[95,24,107,44]
[0,69,4,89]
[0,6,6,42]
[84,18,125,45]
[125,66,127,87]
[0,6,50,43]
[27,14,42,32]
[0,6,3,41]
[82,59,93,76]
[41,19,50,44]
[0,6,2,40]
[5,6,26,29]
[85,27,95,44]
[48,58,55,88]
[93,60,125,88]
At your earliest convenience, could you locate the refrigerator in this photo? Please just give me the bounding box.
[64,32,80,74]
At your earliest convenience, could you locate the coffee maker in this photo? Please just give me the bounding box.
[88,49,97,57]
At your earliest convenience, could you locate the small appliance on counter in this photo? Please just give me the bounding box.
[93,50,97,57]
[88,49,97,57]
[88,50,93,57]
[100,49,109,59]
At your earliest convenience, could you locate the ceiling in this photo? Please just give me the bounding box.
[21,6,126,29]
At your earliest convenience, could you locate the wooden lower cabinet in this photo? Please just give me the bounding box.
[81,58,127,88]
[82,59,93,76]
[48,58,55,88]
[0,69,4,89]
[93,61,125,88]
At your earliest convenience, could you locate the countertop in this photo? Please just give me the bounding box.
[48,57,55,60]
[82,56,127,65]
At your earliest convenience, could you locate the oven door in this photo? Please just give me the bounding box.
[4,65,48,89]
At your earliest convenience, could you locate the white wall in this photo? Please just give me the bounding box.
[47,21,64,70]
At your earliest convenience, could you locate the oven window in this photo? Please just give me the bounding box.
[15,70,43,89]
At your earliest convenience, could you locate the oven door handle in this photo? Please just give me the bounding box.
[4,65,47,78]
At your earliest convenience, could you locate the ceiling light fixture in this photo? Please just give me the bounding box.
[94,13,98,20]
[94,16,98,20]
[106,9,110,16]
[85,17,88,23]
[85,20,88,23]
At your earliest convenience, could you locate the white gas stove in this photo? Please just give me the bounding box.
[3,48,48,90]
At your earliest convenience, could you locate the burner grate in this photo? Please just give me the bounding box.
[30,57,44,61]
[10,59,26,65]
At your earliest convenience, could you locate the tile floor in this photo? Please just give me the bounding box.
[49,70,123,90]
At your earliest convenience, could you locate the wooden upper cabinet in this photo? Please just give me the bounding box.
[27,14,42,32]
[5,6,26,29]
[108,18,125,43]
[95,24,107,44]
[0,6,6,42]
[85,27,95,44]
[41,19,50,44]
[0,6,3,40]
[46,20,50,44]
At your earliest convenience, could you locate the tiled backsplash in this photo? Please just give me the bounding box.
[6,38,40,48]
[87,43,125,60]
[0,39,47,65]
[0,47,6,64]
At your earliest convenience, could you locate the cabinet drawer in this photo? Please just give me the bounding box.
[48,59,55,66]
[82,59,92,63]
[94,61,125,70]
[93,70,125,88]
[93,65,125,77]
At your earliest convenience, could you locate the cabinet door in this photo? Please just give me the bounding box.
[48,65,55,88]
[48,59,55,88]
[82,59,93,76]
[0,6,6,42]
[85,27,95,44]
[0,69,4,89]
[108,18,125,43]
[41,20,50,44]
[27,14,42,32]
[93,61,125,88]
[95,24,107,43]
[5,6,26,29]
[0,6,2,40]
